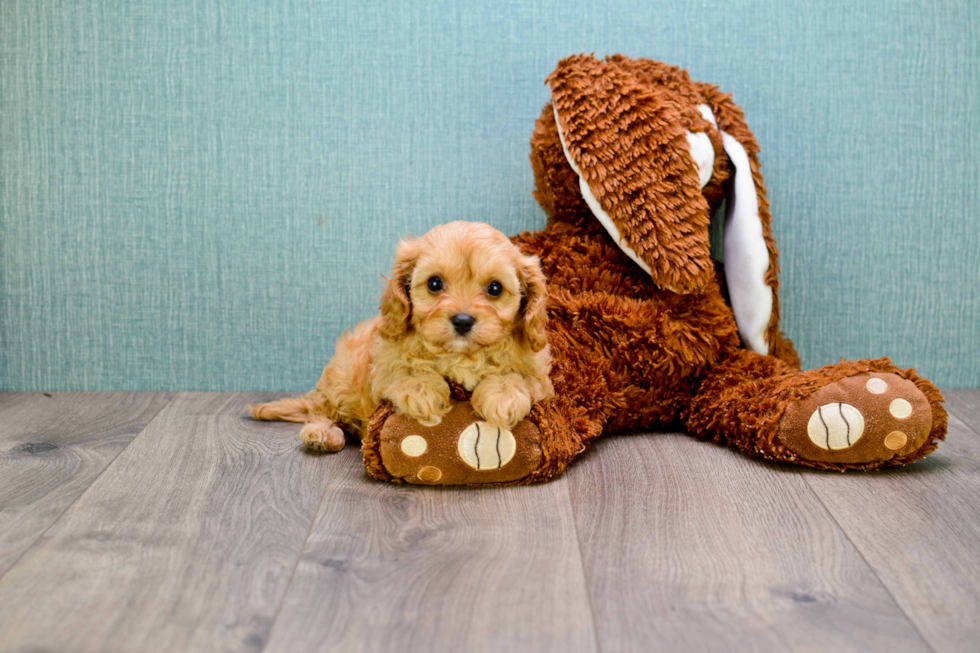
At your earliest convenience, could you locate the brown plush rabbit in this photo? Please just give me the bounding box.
[357,54,945,485]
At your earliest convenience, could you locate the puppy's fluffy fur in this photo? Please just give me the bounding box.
[251,221,553,452]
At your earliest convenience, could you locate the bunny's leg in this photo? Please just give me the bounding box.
[684,350,946,469]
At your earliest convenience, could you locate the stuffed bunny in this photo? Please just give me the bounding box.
[362,54,946,485]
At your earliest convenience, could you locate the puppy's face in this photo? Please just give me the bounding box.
[409,228,522,354]
[379,222,548,355]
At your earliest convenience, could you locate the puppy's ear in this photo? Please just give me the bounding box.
[378,238,420,341]
[516,254,549,352]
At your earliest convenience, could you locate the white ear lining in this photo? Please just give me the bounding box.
[685,131,714,189]
[719,129,773,355]
[697,103,718,128]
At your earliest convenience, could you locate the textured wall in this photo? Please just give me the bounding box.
[1,0,978,391]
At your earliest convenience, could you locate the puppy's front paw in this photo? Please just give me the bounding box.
[472,375,532,431]
[388,377,452,426]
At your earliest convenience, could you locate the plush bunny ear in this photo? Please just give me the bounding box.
[546,55,715,294]
[697,86,795,364]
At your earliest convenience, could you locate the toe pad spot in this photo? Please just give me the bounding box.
[417,466,442,483]
[400,435,428,457]
[866,377,888,394]
[890,398,913,419]
[884,431,908,450]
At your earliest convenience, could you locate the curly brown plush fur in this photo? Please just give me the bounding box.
[357,54,947,485]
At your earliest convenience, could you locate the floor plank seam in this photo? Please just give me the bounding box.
[0,392,177,587]
[567,480,605,653]
[945,403,980,439]
[800,472,938,653]
[260,469,332,652]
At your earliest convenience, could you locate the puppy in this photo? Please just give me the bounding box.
[251,221,553,452]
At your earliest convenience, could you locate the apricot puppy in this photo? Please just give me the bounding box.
[251,221,553,451]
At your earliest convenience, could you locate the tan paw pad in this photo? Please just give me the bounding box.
[807,403,865,450]
[457,422,516,470]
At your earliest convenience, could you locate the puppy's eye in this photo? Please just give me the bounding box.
[486,281,503,297]
[427,276,443,292]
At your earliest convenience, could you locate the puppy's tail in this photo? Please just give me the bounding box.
[250,395,314,423]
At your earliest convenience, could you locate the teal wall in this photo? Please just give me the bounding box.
[2,0,978,391]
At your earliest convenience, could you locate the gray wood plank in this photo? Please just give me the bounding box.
[803,407,980,652]
[0,392,173,578]
[943,389,980,435]
[263,449,598,653]
[0,392,331,653]
[568,432,930,653]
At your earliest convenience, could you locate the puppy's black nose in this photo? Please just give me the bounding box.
[451,313,476,335]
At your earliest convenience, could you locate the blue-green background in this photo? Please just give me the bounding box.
[2,0,978,391]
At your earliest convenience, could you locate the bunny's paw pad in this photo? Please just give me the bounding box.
[778,373,932,464]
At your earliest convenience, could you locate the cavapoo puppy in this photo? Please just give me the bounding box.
[251,221,553,452]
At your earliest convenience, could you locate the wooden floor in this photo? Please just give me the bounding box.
[0,392,978,653]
